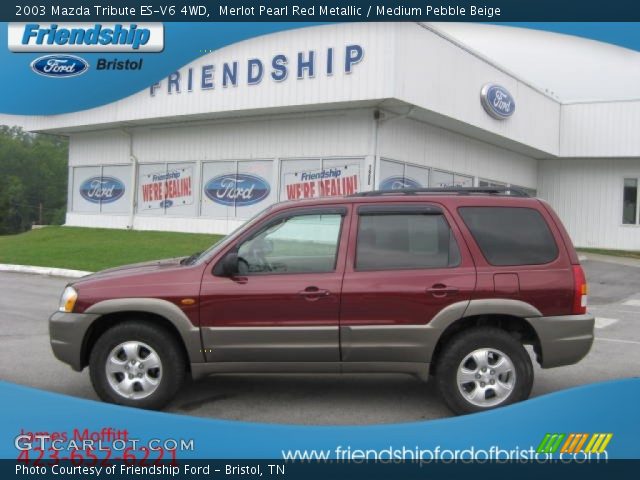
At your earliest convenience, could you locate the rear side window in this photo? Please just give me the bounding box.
[458,206,558,266]
[356,213,460,270]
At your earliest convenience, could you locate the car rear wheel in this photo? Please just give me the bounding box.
[89,321,185,409]
[435,327,533,415]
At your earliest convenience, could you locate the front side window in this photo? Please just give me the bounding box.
[623,178,638,225]
[458,207,558,266]
[356,213,461,270]
[237,213,342,274]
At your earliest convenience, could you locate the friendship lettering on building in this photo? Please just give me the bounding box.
[149,44,365,96]
[285,165,360,200]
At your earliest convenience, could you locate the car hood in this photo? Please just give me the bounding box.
[73,257,187,284]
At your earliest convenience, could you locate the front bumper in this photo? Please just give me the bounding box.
[49,311,99,371]
[528,313,595,368]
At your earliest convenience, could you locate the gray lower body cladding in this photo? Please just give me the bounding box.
[49,311,100,371]
[527,313,595,368]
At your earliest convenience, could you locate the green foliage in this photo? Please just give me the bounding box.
[0,126,69,234]
[0,226,223,271]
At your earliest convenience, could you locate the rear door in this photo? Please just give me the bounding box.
[455,201,574,316]
[339,202,476,363]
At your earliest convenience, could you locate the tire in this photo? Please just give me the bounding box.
[89,321,186,410]
[435,327,533,415]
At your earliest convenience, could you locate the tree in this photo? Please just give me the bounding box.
[0,126,69,234]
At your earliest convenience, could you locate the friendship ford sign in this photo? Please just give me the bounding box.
[8,23,164,52]
[480,84,516,119]
[79,176,125,204]
[204,174,271,207]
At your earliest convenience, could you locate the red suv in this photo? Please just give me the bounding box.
[50,187,594,414]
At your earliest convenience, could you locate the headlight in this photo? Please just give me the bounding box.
[58,286,78,313]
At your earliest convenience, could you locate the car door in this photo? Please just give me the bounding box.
[340,202,476,363]
[199,205,351,363]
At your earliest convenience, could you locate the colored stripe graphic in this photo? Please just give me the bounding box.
[537,433,566,454]
[539,433,613,454]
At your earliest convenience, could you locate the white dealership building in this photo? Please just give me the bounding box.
[8,22,640,250]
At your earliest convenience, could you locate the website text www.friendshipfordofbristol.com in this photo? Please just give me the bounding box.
[281,445,609,463]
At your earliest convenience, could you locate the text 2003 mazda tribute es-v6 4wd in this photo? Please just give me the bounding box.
[50,187,594,415]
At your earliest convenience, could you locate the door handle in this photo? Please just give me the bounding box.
[427,284,459,298]
[298,286,331,301]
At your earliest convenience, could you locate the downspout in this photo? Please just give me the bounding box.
[370,110,381,191]
[371,106,416,190]
[122,129,138,230]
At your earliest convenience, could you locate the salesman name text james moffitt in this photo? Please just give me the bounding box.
[219,5,502,18]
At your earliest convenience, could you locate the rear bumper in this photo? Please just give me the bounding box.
[528,313,595,368]
[49,311,99,371]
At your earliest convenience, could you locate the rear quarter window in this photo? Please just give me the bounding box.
[458,206,558,266]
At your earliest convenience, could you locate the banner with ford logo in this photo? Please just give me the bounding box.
[204,173,271,207]
[379,176,422,190]
[79,176,125,204]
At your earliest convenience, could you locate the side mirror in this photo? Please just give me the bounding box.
[221,253,240,277]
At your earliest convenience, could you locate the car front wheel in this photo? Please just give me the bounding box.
[435,327,533,415]
[89,321,185,409]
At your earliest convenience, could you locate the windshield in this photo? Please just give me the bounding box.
[192,205,276,264]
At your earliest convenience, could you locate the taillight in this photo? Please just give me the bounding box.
[572,265,588,315]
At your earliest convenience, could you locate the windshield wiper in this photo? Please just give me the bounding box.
[180,251,202,266]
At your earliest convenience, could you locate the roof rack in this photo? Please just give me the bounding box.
[352,186,530,198]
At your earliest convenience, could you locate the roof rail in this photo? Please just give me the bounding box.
[352,186,530,198]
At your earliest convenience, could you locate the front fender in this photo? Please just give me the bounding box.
[85,298,205,364]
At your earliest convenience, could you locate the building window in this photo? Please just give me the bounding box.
[509,184,537,198]
[378,159,429,190]
[137,162,197,217]
[202,160,274,219]
[478,179,506,188]
[71,165,131,214]
[280,158,363,200]
[623,178,639,225]
[431,169,473,188]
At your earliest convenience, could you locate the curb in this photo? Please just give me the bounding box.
[0,264,93,278]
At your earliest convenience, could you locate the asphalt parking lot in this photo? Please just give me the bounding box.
[1,257,639,425]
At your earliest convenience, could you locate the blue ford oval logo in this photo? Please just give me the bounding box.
[204,174,270,206]
[79,176,125,204]
[31,55,89,78]
[481,84,515,119]
[159,199,174,209]
[379,176,422,190]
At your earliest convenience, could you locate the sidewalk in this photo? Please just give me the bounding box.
[580,252,640,268]
[0,264,92,278]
